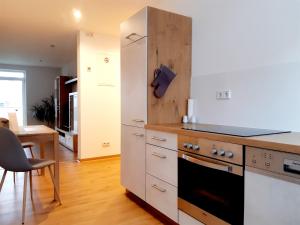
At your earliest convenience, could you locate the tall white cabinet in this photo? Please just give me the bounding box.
[121,6,192,214]
[121,8,148,200]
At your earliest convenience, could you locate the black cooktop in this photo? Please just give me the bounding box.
[182,123,290,137]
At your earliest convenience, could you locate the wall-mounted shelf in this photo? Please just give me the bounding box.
[65,77,78,85]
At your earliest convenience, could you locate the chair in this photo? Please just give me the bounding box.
[0,127,61,224]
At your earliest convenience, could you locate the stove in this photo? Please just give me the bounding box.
[182,123,290,137]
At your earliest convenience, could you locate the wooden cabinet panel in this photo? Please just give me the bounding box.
[146,174,178,222]
[121,38,147,127]
[147,7,192,124]
[146,144,177,187]
[121,125,146,200]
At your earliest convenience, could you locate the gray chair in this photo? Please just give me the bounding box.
[0,127,61,224]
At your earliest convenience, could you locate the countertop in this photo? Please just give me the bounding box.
[145,124,300,155]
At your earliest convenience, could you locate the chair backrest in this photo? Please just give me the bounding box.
[0,118,9,128]
[0,127,32,172]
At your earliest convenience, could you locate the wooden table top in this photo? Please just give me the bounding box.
[14,125,57,136]
[145,124,300,155]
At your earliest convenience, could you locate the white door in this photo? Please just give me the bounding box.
[121,37,147,127]
[244,170,300,225]
[121,125,146,200]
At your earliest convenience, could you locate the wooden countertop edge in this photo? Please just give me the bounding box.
[145,124,300,155]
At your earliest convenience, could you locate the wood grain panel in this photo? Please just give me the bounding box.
[147,7,192,124]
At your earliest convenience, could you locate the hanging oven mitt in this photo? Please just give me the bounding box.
[151,65,176,98]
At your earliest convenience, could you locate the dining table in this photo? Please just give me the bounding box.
[13,125,60,200]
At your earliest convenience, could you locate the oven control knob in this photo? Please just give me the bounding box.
[218,150,225,156]
[193,145,200,151]
[183,143,189,148]
[211,148,218,155]
[187,143,193,149]
[225,151,234,158]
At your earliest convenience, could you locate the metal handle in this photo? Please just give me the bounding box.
[181,153,231,173]
[125,32,143,41]
[152,184,166,193]
[132,119,145,123]
[151,136,167,142]
[132,133,144,137]
[152,152,167,159]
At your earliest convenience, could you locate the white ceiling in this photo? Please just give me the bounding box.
[0,0,150,68]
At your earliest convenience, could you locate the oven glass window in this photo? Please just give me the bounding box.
[178,156,244,225]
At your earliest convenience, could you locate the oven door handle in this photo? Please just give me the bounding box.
[181,153,231,173]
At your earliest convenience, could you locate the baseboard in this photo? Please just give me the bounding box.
[125,190,179,225]
[79,154,120,162]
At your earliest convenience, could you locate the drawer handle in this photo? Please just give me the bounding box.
[151,136,167,142]
[132,133,144,137]
[152,184,166,193]
[132,119,145,123]
[125,32,143,41]
[152,152,167,159]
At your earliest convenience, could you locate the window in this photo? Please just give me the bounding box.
[0,70,26,126]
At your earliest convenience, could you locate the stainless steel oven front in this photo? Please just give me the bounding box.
[178,135,244,225]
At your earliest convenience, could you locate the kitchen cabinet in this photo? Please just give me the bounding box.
[121,125,146,200]
[146,174,178,222]
[146,129,178,222]
[121,38,147,128]
[120,6,191,221]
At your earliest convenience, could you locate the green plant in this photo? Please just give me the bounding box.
[31,95,55,127]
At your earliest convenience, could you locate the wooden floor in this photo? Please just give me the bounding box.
[0,146,162,225]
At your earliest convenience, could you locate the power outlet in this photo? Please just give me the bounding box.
[216,90,232,100]
[102,142,110,148]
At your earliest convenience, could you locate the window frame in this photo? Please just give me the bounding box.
[0,69,27,125]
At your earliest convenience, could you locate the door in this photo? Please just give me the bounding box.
[121,125,146,200]
[0,70,26,125]
[244,170,300,225]
[121,37,147,127]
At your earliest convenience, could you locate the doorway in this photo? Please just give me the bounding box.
[0,69,26,125]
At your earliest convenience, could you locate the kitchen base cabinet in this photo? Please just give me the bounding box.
[146,144,177,187]
[146,174,178,223]
[179,211,205,225]
[121,125,146,200]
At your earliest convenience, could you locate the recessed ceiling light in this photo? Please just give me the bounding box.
[73,9,82,21]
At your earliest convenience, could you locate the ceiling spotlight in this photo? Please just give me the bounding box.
[73,9,82,21]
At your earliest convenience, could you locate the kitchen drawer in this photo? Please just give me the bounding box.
[179,211,205,225]
[146,144,177,186]
[146,174,178,222]
[146,130,177,150]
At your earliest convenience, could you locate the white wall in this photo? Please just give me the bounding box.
[148,0,300,131]
[78,31,120,159]
[0,63,59,125]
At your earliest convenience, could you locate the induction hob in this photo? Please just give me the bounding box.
[182,123,291,137]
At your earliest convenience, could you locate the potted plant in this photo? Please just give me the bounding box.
[31,95,55,128]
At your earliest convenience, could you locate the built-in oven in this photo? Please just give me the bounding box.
[178,135,244,225]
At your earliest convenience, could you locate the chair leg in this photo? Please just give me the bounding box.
[22,172,28,224]
[29,171,33,200]
[13,172,16,184]
[0,170,7,192]
[29,147,35,159]
[47,166,62,205]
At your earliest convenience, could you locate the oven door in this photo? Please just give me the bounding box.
[178,151,244,225]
